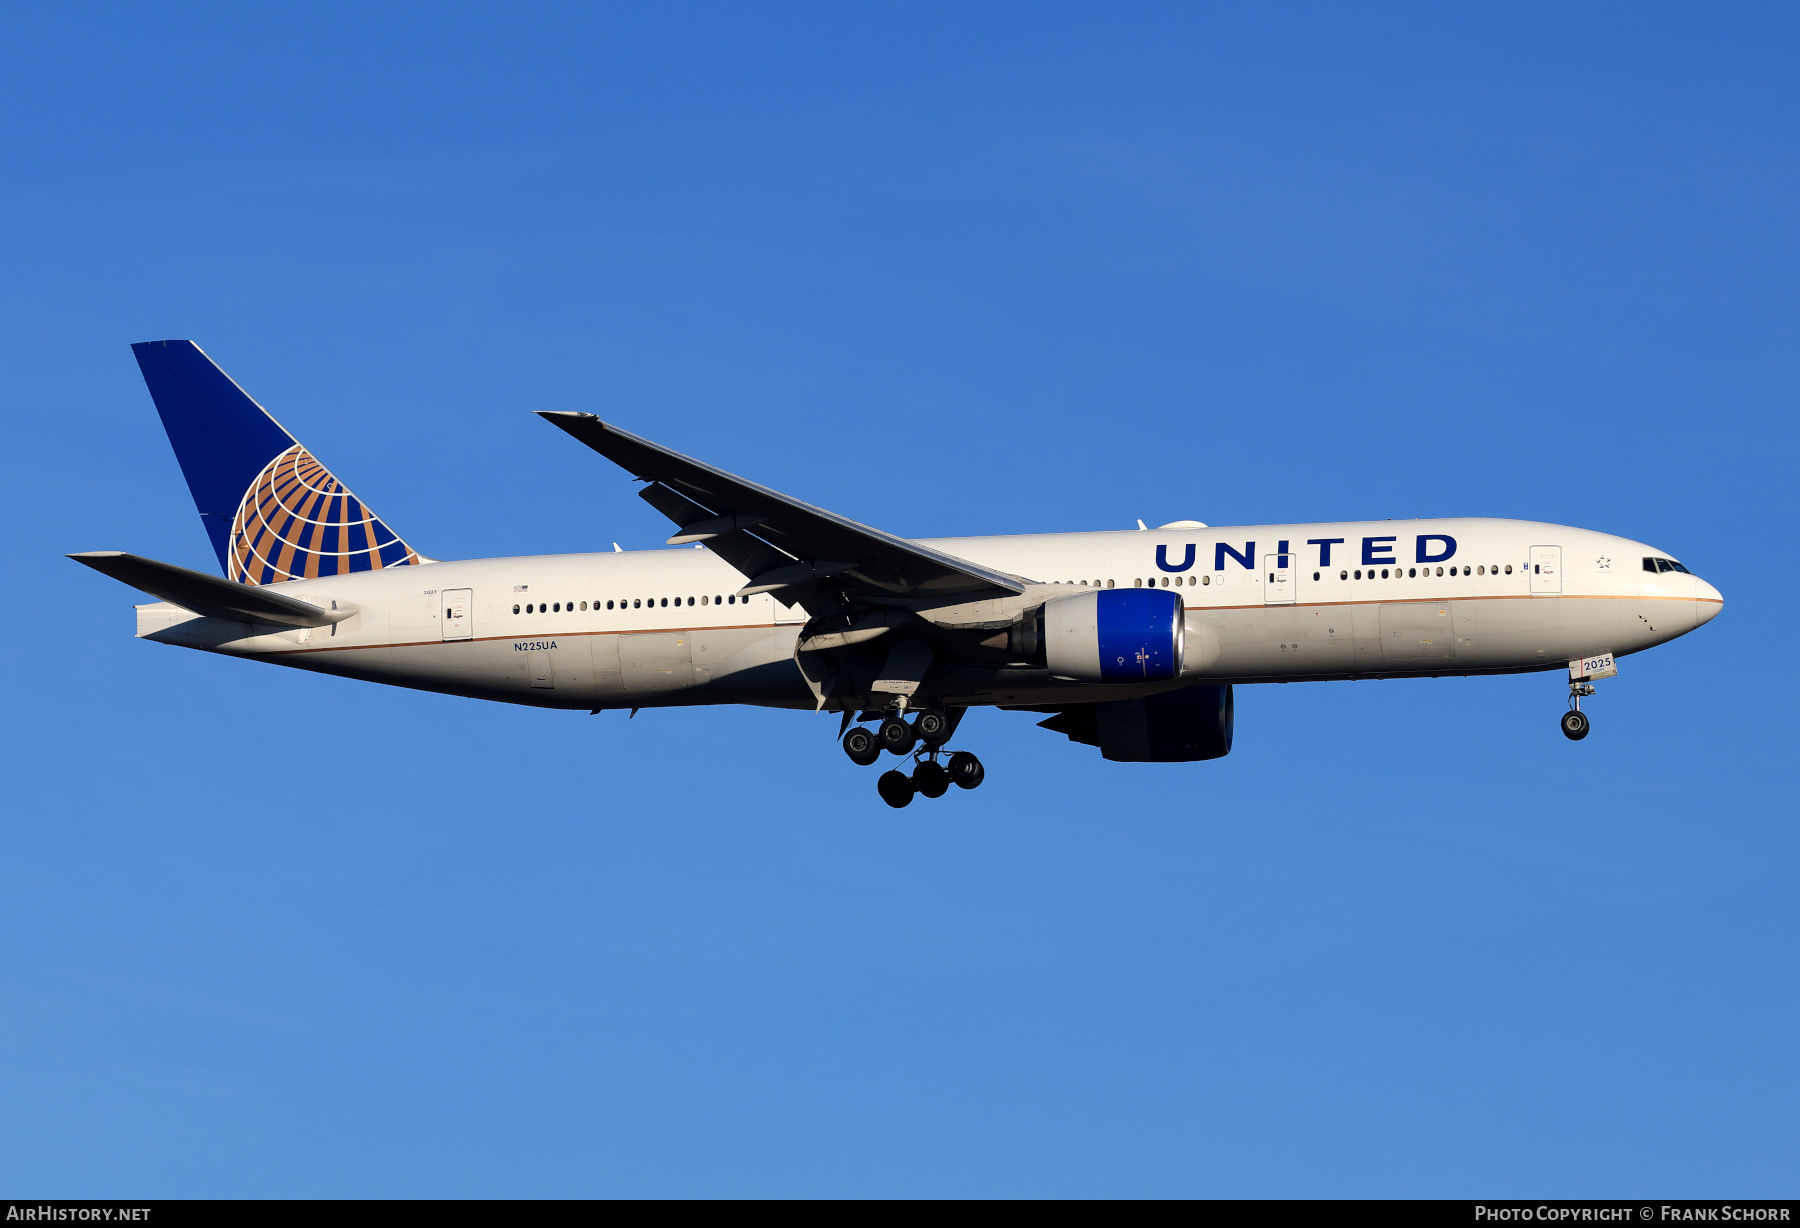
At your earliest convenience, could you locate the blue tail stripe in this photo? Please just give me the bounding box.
[131,340,423,583]
[133,340,297,573]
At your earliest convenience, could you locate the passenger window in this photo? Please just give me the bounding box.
[1407,568,1416,578]
[1477,566,1484,575]
[715,595,723,604]
[688,596,695,606]
[1312,571,1320,581]
[1354,569,1361,579]
[1504,565,1512,574]
[1339,570,1347,580]
[633,599,640,608]
[512,604,520,614]
[700,595,708,605]
[1381,569,1389,579]
[1435,567,1442,576]
[1107,580,1115,589]
[727,595,735,604]
[1201,575,1210,585]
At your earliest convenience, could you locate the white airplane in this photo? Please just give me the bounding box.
[74,341,1724,807]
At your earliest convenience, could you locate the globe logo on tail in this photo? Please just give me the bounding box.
[229,444,420,584]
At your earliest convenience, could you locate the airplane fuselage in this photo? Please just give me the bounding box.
[132,517,1723,713]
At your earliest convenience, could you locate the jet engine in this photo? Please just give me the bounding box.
[1042,588,1185,682]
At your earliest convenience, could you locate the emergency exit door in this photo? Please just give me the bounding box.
[440,588,473,639]
[1529,546,1562,595]
[1263,554,1294,605]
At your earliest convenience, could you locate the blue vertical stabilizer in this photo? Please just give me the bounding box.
[131,341,422,583]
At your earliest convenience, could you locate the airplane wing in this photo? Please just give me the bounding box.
[538,413,1026,607]
[68,552,354,629]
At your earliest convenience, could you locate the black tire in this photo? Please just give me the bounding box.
[879,716,916,756]
[877,769,915,808]
[947,751,985,790]
[913,760,950,799]
[1561,710,1590,741]
[843,726,881,766]
[915,708,951,748]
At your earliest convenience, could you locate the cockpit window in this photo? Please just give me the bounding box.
[1643,557,1692,575]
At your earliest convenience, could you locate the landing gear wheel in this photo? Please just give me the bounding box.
[915,709,951,748]
[912,760,950,799]
[843,726,881,766]
[1560,709,1590,741]
[879,716,917,756]
[946,751,985,790]
[877,769,916,808]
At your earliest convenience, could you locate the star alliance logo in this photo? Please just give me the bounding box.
[1596,555,1612,570]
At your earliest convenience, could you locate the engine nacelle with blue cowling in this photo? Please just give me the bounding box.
[1042,587,1186,683]
[1036,684,1235,763]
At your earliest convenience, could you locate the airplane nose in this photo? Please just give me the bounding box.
[1695,577,1723,626]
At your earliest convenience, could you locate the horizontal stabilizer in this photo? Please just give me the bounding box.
[68,552,355,629]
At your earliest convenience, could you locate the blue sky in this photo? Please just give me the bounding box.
[2,3,1794,1196]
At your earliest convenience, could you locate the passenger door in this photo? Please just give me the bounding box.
[1262,554,1294,605]
[1529,545,1562,595]
[440,588,473,640]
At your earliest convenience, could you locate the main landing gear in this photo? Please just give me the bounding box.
[1562,681,1596,741]
[843,706,984,808]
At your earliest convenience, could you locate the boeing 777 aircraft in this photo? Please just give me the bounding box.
[73,341,1724,807]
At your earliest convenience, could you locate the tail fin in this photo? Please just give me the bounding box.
[131,340,424,584]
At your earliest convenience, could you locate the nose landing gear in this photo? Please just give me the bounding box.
[1562,681,1596,741]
